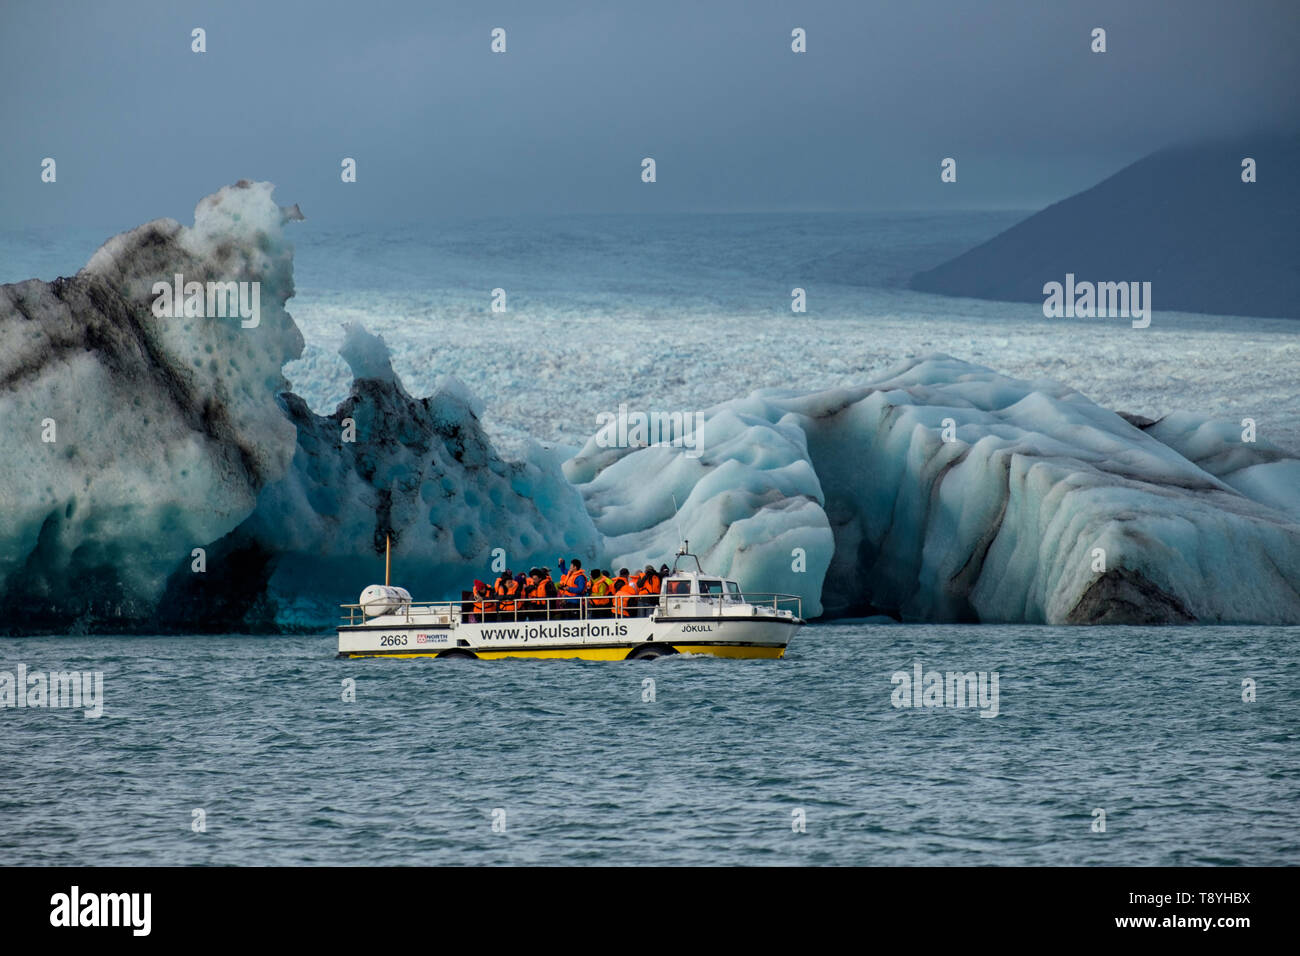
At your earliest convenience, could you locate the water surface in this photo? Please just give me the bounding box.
[2,624,1295,865]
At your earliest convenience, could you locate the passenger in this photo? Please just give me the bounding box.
[614,572,641,618]
[538,568,558,619]
[493,569,521,620]
[557,557,588,618]
[471,579,494,623]
[588,569,615,618]
[639,564,662,615]
[611,567,631,614]
[523,569,544,619]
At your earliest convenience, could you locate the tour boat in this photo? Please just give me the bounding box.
[337,544,803,660]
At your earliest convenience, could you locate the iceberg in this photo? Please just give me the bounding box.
[0,181,303,631]
[161,322,600,632]
[0,183,597,632]
[569,356,1300,625]
[565,401,835,617]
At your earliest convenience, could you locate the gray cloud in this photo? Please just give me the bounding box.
[2,0,1297,228]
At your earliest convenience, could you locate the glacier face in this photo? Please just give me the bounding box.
[569,356,1300,625]
[2,182,1298,631]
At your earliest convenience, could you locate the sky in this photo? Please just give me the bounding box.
[1,0,1298,230]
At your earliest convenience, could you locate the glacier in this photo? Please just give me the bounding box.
[2,181,1298,632]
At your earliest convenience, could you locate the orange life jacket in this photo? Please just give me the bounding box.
[560,566,587,597]
[639,573,661,596]
[614,579,640,617]
[590,577,614,608]
[529,578,555,612]
[494,577,520,612]
[473,588,495,615]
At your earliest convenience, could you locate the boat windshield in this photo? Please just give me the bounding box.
[699,579,724,598]
[725,581,742,602]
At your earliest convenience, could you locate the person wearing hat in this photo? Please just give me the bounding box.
[523,568,544,619]
[471,579,494,623]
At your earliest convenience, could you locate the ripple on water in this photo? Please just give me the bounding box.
[0,624,1297,865]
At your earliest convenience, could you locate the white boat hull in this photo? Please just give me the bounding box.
[337,611,800,660]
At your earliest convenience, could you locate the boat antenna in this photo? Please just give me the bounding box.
[671,495,686,554]
[385,534,391,587]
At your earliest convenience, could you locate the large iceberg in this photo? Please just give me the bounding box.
[0,183,597,632]
[0,182,303,630]
[566,356,1300,624]
[2,182,1298,632]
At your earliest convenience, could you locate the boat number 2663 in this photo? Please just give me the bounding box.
[379,634,408,647]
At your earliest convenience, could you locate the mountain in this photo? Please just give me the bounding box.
[911,136,1300,319]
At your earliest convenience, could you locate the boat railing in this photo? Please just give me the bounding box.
[340,591,803,625]
[338,601,458,627]
[728,592,803,620]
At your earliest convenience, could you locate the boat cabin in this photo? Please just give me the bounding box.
[661,572,743,602]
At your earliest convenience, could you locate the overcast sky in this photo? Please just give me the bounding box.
[2,0,1297,229]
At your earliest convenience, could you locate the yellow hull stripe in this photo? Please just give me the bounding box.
[671,644,786,659]
[476,646,639,660]
[344,643,786,661]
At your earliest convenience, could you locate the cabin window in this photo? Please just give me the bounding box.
[725,581,742,602]
[699,579,723,596]
[666,579,691,596]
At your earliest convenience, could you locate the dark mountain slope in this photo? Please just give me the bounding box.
[911,136,1300,319]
